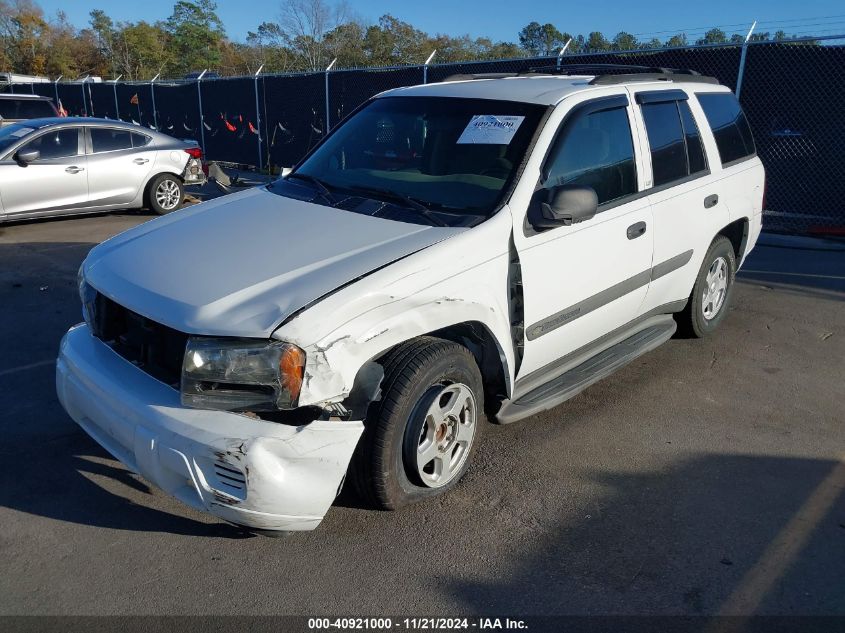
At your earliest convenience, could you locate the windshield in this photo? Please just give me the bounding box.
[288,96,546,224]
[0,123,35,156]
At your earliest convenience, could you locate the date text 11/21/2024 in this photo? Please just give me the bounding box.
[307,618,528,630]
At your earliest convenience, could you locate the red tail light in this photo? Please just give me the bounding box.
[184,147,203,159]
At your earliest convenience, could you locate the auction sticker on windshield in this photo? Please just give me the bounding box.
[457,115,524,144]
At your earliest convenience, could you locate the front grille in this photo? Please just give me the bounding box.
[91,293,188,388]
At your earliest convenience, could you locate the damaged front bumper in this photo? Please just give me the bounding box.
[55,324,363,532]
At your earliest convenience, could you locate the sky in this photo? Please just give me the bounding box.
[36,0,845,44]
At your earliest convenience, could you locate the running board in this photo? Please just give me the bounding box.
[496,317,677,424]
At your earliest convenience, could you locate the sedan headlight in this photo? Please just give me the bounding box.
[78,264,97,329]
[181,337,306,411]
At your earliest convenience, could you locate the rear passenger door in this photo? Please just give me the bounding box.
[631,88,730,315]
[515,94,654,379]
[85,127,155,207]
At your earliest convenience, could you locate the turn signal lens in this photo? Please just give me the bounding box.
[279,344,306,403]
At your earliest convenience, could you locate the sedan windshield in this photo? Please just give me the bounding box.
[287,96,546,225]
[0,123,35,156]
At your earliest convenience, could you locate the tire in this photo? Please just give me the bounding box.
[675,236,737,338]
[350,337,485,510]
[147,173,184,215]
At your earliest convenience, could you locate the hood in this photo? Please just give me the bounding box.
[85,186,463,337]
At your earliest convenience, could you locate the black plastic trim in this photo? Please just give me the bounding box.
[721,153,758,169]
[635,89,689,104]
[591,73,719,86]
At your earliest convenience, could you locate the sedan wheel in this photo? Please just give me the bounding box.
[147,174,185,215]
[155,178,182,211]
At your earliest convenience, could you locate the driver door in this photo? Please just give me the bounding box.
[514,95,654,379]
[0,126,87,217]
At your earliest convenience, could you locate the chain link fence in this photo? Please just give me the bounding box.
[2,36,844,234]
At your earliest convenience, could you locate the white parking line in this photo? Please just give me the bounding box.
[0,359,55,378]
[717,453,845,616]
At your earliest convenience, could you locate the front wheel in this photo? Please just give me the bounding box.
[147,174,184,214]
[350,337,484,510]
[675,236,737,338]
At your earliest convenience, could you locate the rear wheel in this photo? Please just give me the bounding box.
[351,337,484,510]
[147,174,184,214]
[675,236,736,338]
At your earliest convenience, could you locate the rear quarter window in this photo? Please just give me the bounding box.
[696,92,756,166]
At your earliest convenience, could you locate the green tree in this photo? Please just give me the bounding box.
[518,21,567,56]
[585,31,610,51]
[47,12,104,77]
[0,0,49,74]
[89,9,117,74]
[165,0,224,75]
[696,28,728,45]
[664,33,688,48]
[246,22,292,72]
[363,14,428,66]
[612,31,638,50]
[116,21,173,79]
[324,21,366,67]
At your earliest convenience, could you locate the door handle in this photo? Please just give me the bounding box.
[65,166,84,174]
[704,194,719,209]
[133,158,149,164]
[626,221,647,240]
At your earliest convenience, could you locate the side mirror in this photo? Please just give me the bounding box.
[529,185,598,230]
[281,166,293,178]
[15,149,40,165]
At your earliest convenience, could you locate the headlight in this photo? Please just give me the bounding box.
[181,337,306,411]
[77,264,97,329]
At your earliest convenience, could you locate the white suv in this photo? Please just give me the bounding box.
[58,67,765,533]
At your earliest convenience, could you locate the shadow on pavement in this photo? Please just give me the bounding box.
[448,452,845,616]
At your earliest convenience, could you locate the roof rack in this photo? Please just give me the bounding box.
[527,63,720,85]
[442,72,519,82]
[441,63,720,86]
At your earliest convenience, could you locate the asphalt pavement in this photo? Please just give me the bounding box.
[0,209,843,618]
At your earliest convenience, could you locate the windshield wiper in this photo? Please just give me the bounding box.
[287,172,337,204]
[345,185,449,227]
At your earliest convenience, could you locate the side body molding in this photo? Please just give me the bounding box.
[526,250,693,340]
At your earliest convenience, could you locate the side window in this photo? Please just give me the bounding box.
[131,132,152,148]
[90,128,133,153]
[696,93,756,165]
[19,128,78,160]
[544,106,637,206]
[641,102,687,186]
[678,101,707,175]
